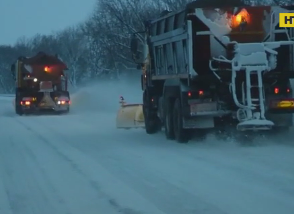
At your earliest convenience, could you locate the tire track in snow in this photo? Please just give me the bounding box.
[0,119,70,214]
[32,113,294,214]
[15,118,164,214]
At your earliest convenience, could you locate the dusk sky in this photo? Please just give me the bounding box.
[0,0,96,45]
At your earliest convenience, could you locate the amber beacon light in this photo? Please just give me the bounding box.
[231,8,250,29]
[279,13,294,27]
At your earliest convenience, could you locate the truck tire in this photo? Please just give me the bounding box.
[164,99,175,139]
[143,90,160,134]
[15,104,23,115]
[15,94,23,116]
[173,98,189,143]
[143,106,160,134]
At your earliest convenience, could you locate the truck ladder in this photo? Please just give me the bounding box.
[213,43,275,131]
[232,43,275,130]
[233,67,273,131]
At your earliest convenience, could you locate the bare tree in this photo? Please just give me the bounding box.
[55,26,88,87]
[2,0,293,92]
[28,34,60,55]
[83,0,166,74]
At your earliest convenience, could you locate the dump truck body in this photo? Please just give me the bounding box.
[121,2,294,143]
[11,52,70,115]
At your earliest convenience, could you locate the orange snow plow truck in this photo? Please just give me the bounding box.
[11,52,70,115]
[116,0,294,143]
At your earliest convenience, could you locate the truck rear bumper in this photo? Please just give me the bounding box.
[21,104,69,112]
[20,93,70,113]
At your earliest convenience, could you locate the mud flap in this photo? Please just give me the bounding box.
[116,104,145,129]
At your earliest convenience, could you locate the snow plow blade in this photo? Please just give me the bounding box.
[116,96,145,129]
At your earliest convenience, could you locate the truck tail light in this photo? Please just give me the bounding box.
[24,101,30,105]
[44,66,50,72]
[188,90,205,97]
[57,96,69,105]
[57,100,67,105]
[274,87,279,94]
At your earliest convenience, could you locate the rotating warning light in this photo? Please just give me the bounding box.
[235,14,243,23]
[231,8,250,29]
[44,66,50,72]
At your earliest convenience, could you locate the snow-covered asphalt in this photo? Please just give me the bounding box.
[0,83,294,214]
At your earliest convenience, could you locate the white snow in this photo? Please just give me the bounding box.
[196,8,232,37]
[232,43,269,69]
[0,79,294,214]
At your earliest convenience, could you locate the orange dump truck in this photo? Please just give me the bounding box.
[11,52,70,115]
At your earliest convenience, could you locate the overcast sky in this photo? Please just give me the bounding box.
[0,0,96,45]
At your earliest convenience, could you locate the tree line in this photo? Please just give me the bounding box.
[0,0,291,93]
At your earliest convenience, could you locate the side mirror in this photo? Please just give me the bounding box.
[130,34,138,54]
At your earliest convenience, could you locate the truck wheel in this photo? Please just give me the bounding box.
[15,105,23,115]
[173,98,189,143]
[15,95,23,116]
[164,100,175,139]
[143,106,160,134]
[143,90,160,134]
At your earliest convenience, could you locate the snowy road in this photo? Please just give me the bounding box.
[0,89,294,214]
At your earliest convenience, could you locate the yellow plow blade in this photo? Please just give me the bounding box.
[116,103,145,129]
